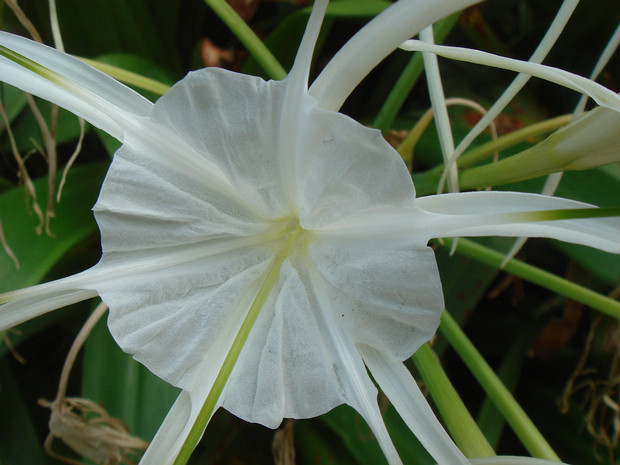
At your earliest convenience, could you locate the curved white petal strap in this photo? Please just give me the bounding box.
[504,19,620,266]
[309,0,480,111]
[0,232,269,333]
[415,192,620,253]
[138,391,195,465]
[0,268,100,332]
[138,326,234,465]
[360,345,470,465]
[0,286,97,332]
[138,388,222,465]
[419,26,459,193]
[279,0,329,211]
[438,0,580,193]
[287,0,327,87]
[307,266,403,465]
[0,32,153,141]
[574,20,620,115]
[399,40,620,112]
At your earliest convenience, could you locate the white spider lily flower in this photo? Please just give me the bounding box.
[1,1,620,465]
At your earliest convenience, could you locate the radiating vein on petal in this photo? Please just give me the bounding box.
[223,256,352,427]
[100,244,275,387]
[94,145,273,253]
[150,68,289,217]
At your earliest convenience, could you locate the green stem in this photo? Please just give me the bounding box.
[373,52,425,131]
[203,0,287,80]
[78,57,170,96]
[173,225,302,465]
[412,344,495,458]
[440,238,620,320]
[373,12,460,131]
[476,333,529,448]
[439,310,560,461]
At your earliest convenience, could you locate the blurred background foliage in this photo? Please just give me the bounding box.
[0,0,619,464]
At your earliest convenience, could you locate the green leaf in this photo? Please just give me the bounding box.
[296,418,358,465]
[5,102,82,153]
[0,162,107,293]
[241,1,390,79]
[476,334,529,448]
[436,237,514,324]
[320,405,388,465]
[0,83,27,132]
[81,314,179,441]
[56,0,179,70]
[90,52,174,100]
[320,402,435,465]
[0,358,52,464]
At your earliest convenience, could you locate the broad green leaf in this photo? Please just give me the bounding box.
[0,83,27,132]
[326,0,391,17]
[91,52,174,101]
[436,237,515,325]
[296,418,359,465]
[241,1,390,78]
[81,314,179,442]
[0,163,106,292]
[476,334,529,448]
[320,402,434,465]
[0,358,53,464]
[54,0,176,70]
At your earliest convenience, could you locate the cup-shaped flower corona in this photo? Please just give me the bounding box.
[1,1,620,465]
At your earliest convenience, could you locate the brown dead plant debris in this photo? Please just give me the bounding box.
[559,291,620,464]
[39,302,148,465]
[272,419,296,465]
